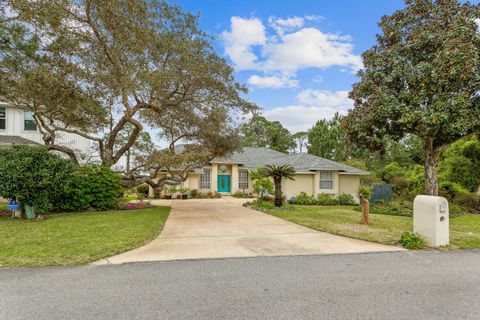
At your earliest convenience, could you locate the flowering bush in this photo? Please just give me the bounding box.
[120,200,153,210]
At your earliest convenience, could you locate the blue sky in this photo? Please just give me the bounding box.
[169,1,414,131]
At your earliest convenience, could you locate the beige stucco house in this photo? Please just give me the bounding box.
[149,147,368,201]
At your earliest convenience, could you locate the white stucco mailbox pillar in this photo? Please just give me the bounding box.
[413,195,449,247]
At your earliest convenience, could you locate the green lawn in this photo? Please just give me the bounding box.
[0,206,170,268]
[262,205,480,249]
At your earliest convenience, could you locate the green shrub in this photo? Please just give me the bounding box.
[399,232,425,249]
[295,192,356,206]
[232,191,251,198]
[370,201,413,217]
[296,192,317,205]
[136,184,150,197]
[358,185,373,200]
[317,193,338,205]
[455,193,480,213]
[163,185,177,195]
[337,193,356,205]
[439,181,470,201]
[438,135,480,192]
[253,199,275,210]
[178,186,190,194]
[252,176,274,199]
[449,204,463,216]
[63,166,124,211]
[190,189,198,198]
[0,146,77,214]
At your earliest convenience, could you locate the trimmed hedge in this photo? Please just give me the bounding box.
[294,192,356,206]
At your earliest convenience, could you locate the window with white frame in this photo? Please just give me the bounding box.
[319,171,333,189]
[199,170,211,189]
[0,107,5,130]
[24,111,37,131]
[239,170,249,189]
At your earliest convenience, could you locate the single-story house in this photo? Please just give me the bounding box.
[149,147,368,201]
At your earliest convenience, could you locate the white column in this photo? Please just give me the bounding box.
[231,164,239,193]
[211,164,218,192]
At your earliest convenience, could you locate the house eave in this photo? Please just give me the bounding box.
[338,172,370,176]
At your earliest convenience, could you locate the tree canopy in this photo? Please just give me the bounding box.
[0,0,256,189]
[343,0,480,195]
[307,113,349,161]
[241,115,295,153]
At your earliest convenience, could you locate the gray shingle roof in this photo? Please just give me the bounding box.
[211,147,368,175]
[0,135,39,146]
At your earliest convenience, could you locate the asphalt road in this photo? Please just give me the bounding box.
[1,251,479,320]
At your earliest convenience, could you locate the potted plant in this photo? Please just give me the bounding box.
[163,185,175,199]
[178,186,190,199]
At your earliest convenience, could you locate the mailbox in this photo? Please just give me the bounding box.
[413,195,449,247]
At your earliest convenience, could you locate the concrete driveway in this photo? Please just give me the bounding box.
[95,197,403,265]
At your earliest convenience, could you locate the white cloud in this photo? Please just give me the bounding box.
[259,89,353,132]
[476,18,480,32]
[305,14,324,22]
[262,28,362,73]
[269,16,304,35]
[247,74,298,88]
[221,17,266,70]
[222,15,362,85]
[264,105,345,132]
[297,89,353,108]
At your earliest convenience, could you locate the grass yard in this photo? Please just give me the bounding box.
[263,205,480,249]
[0,206,170,268]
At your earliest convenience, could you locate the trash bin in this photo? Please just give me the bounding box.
[24,204,36,220]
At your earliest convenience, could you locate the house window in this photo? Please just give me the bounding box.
[0,107,5,130]
[319,171,333,189]
[199,170,211,189]
[239,170,249,189]
[24,111,37,131]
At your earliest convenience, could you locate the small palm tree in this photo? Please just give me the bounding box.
[258,164,295,207]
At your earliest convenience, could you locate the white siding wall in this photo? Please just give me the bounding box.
[0,105,91,157]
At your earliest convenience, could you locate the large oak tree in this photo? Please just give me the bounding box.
[343,0,480,195]
[0,0,256,189]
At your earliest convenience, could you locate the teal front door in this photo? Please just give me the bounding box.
[217,175,231,192]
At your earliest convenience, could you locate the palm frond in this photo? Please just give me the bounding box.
[258,164,295,180]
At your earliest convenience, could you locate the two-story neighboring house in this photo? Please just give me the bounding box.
[0,102,91,157]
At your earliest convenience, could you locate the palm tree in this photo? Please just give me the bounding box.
[258,164,295,207]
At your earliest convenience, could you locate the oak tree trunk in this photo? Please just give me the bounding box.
[274,177,283,207]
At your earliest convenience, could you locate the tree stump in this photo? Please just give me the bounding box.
[360,197,370,225]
